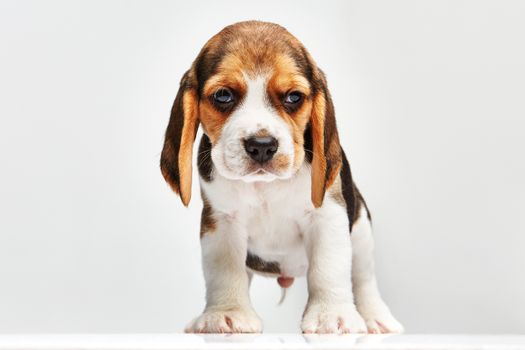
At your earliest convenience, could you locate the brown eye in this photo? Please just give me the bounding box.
[213,88,234,104]
[284,91,303,105]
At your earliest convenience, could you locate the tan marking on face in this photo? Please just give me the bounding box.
[199,68,248,144]
[271,153,291,172]
[203,69,247,98]
[162,21,342,207]
[195,22,313,155]
[264,54,313,172]
[255,129,271,137]
[199,102,226,144]
[190,21,340,190]
[199,56,253,144]
[270,54,311,96]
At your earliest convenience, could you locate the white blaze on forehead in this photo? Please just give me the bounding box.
[222,74,278,137]
[226,74,290,137]
[210,73,295,181]
[240,75,271,116]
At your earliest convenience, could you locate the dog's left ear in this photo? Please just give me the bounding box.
[160,70,199,206]
[309,71,342,208]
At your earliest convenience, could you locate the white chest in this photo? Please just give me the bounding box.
[201,165,314,277]
[245,201,309,277]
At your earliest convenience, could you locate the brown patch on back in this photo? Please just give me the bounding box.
[338,149,371,233]
[355,185,372,221]
[329,176,346,207]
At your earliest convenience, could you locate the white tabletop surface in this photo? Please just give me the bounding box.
[0,334,524,350]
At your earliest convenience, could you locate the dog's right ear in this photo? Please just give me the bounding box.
[160,70,199,206]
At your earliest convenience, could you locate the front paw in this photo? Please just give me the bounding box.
[301,303,367,334]
[356,299,404,334]
[185,307,263,333]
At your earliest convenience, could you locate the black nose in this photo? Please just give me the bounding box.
[244,136,278,163]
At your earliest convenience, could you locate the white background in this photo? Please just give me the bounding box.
[1,0,524,334]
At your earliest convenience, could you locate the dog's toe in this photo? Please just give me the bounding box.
[185,308,262,333]
[301,303,367,334]
[357,301,404,334]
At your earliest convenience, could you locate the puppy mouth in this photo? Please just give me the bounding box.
[218,153,279,180]
[236,164,268,177]
[247,168,272,176]
[216,146,293,181]
[245,162,283,176]
[235,164,285,182]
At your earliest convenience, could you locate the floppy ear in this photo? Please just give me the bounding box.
[160,71,199,206]
[310,72,342,208]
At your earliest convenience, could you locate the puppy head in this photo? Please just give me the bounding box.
[160,21,341,207]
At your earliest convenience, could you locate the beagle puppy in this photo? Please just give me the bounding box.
[160,21,403,334]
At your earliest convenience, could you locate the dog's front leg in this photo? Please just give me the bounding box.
[301,202,367,334]
[185,217,262,333]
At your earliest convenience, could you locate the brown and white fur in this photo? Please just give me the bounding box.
[160,21,403,334]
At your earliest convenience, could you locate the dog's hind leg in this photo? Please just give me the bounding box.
[351,206,404,334]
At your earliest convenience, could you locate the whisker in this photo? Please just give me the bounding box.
[197,153,211,167]
[197,149,212,156]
